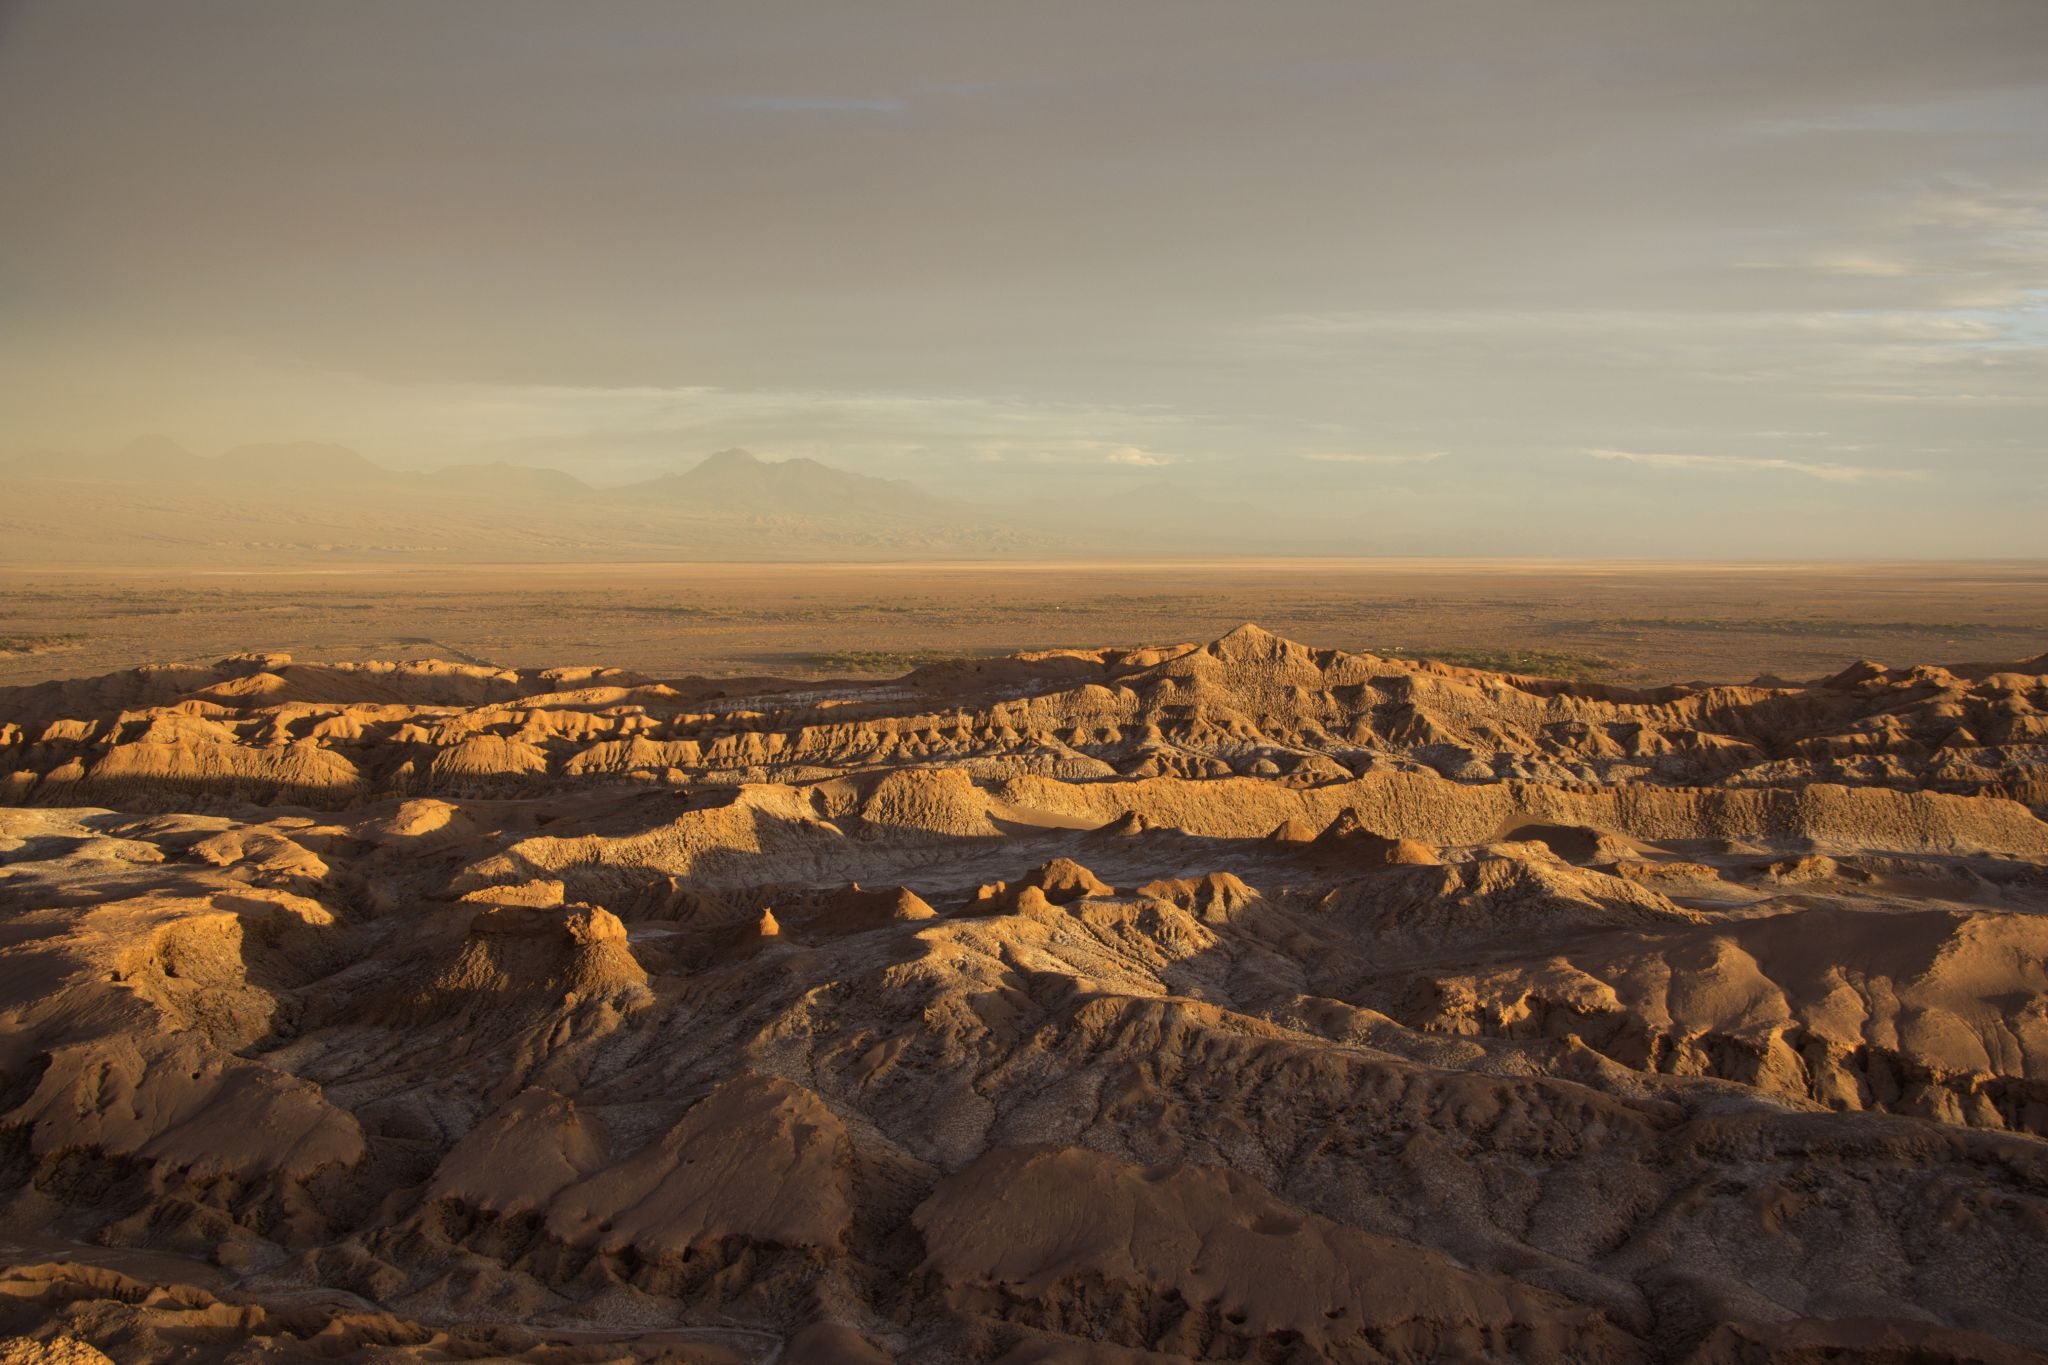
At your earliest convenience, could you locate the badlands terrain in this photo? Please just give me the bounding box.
[3,623,2048,1361]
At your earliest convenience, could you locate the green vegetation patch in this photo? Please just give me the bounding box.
[1565,616,2038,638]
[1377,646,1622,680]
[0,633,83,655]
[611,604,717,618]
[801,649,982,674]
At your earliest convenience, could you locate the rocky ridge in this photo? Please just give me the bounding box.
[2,627,2047,1361]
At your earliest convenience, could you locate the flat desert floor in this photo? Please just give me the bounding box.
[3,558,2046,686]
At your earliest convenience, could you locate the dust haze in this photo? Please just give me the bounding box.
[4,1,2047,555]
[4,4,2048,1364]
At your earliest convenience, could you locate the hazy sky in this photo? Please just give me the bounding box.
[3,1,2045,553]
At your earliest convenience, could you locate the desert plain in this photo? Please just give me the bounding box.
[6,558,2047,687]
[2,560,2048,1362]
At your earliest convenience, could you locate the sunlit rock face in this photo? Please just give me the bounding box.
[3,629,2048,1361]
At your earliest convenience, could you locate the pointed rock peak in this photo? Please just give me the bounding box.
[1378,838,1442,867]
[696,447,766,472]
[1315,808,1385,844]
[1203,623,1315,666]
[1213,622,1280,648]
[1023,857,1113,904]
[756,907,782,937]
[887,887,938,921]
[1825,659,1891,688]
[1134,871,1260,921]
[1013,884,1058,916]
[1268,817,1320,843]
[1092,810,1151,837]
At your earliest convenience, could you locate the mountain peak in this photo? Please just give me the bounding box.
[1206,622,1289,656]
[627,446,960,528]
[695,448,766,472]
[1196,624,1325,674]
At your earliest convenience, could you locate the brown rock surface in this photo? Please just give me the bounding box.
[3,627,2047,1361]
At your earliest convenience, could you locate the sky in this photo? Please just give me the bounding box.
[2,0,2045,555]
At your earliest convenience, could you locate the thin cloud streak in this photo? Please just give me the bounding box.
[1584,449,1926,483]
[1301,451,1443,465]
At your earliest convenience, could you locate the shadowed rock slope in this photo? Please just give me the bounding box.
[2,627,2047,1362]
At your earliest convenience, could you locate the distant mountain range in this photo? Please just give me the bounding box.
[20,438,950,511]
[626,447,961,525]
[0,440,1065,564]
[0,437,1390,563]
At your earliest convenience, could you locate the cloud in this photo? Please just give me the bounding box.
[955,439,1187,469]
[1301,451,1443,464]
[1258,307,2009,344]
[1584,448,1923,483]
[1808,254,1915,278]
[1105,445,1175,466]
[4,3,2043,553]
[1840,390,2048,406]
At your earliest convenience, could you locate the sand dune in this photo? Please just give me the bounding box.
[2,626,2047,1361]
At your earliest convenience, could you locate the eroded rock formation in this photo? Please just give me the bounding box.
[2,628,2047,1361]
